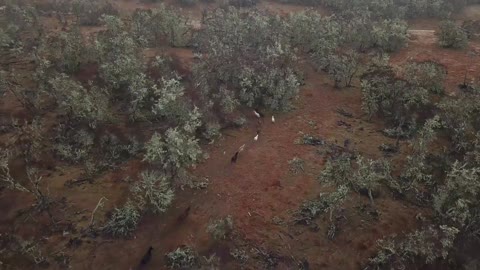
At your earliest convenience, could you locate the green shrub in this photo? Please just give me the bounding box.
[132,170,175,213]
[404,61,446,94]
[49,74,111,128]
[372,19,409,52]
[401,116,441,189]
[366,225,459,270]
[437,20,468,49]
[325,50,360,88]
[143,128,202,176]
[194,8,300,113]
[433,161,480,229]
[96,15,144,90]
[132,6,192,47]
[288,12,342,69]
[178,0,197,5]
[71,0,118,26]
[437,89,480,150]
[53,127,94,163]
[207,216,234,240]
[42,27,89,74]
[165,246,199,269]
[295,185,349,224]
[361,67,429,124]
[227,0,259,7]
[103,201,140,237]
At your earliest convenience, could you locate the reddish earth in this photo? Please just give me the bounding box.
[1,1,480,270]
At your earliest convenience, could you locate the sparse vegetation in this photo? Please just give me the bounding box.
[2,0,480,269]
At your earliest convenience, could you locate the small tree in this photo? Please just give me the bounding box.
[401,116,441,188]
[71,0,118,26]
[49,74,111,128]
[433,161,480,229]
[437,20,468,49]
[103,201,140,237]
[321,185,349,222]
[131,170,175,213]
[132,6,192,47]
[366,225,459,270]
[404,61,447,95]
[166,246,199,269]
[207,216,234,240]
[95,15,144,90]
[143,128,202,176]
[372,19,409,52]
[326,50,360,88]
[42,26,88,74]
[353,157,392,204]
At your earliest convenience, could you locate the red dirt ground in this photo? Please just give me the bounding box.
[1,1,480,270]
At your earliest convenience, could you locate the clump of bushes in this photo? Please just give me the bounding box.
[103,201,141,237]
[366,225,459,270]
[207,216,234,240]
[404,61,447,95]
[71,0,118,26]
[165,246,199,269]
[437,20,468,49]
[194,8,300,113]
[131,170,175,213]
[132,6,192,47]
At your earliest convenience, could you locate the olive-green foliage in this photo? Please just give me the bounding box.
[131,170,175,213]
[0,150,29,192]
[371,19,409,52]
[103,201,141,237]
[53,127,94,163]
[325,50,360,88]
[433,162,480,229]
[194,8,299,113]
[353,157,391,202]
[71,0,118,26]
[319,154,353,186]
[361,64,429,124]
[437,20,468,49]
[227,0,259,7]
[10,118,45,163]
[0,25,21,51]
[127,74,190,122]
[49,74,111,128]
[320,154,391,202]
[404,61,447,95]
[289,157,305,174]
[403,0,453,18]
[207,216,234,240]
[340,11,408,52]
[1,2,40,52]
[437,89,480,151]
[323,0,454,19]
[143,127,202,175]
[366,225,459,270]
[42,27,88,74]
[288,11,342,69]
[95,15,144,90]
[132,6,191,47]
[178,0,198,6]
[295,185,349,224]
[165,246,199,269]
[401,116,441,188]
